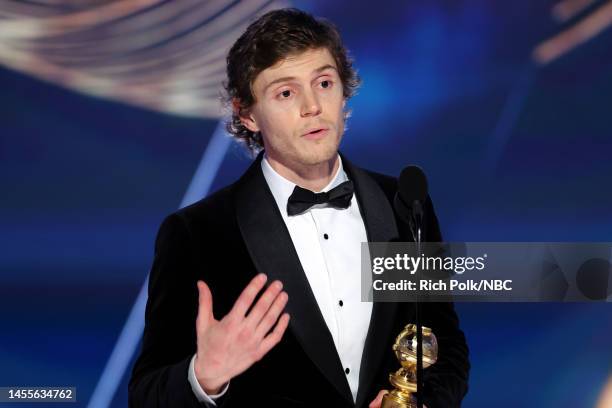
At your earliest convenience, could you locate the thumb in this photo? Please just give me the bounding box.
[196,280,214,329]
[369,389,389,408]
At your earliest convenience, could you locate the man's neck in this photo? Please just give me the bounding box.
[265,153,340,192]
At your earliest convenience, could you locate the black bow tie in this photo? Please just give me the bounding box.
[287,180,354,216]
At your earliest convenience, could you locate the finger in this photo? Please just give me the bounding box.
[196,280,214,330]
[254,290,288,338]
[244,280,283,330]
[228,273,267,320]
[369,389,388,408]
[256,313,290,359]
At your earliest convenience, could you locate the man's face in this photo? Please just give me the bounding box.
[240,47,346,168]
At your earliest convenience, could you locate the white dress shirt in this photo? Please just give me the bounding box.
[189,154,372,404]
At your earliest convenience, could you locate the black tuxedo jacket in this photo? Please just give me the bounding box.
[128,152,469,407]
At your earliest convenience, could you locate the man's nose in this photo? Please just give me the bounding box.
[300,90,322,117]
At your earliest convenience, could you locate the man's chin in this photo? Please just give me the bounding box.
[296,144,339,166]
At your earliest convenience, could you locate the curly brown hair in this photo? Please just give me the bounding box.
[224,8,361,154]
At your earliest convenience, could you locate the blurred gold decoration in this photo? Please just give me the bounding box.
[534,0,612,65]
[597,375,612,408]
[0,0,288,118]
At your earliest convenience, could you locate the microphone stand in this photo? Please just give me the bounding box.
[409,202,424,408]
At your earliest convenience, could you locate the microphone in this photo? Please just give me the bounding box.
[393,165,429,408]
[394,165,429,242]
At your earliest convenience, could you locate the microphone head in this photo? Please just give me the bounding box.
[398,165,428,205]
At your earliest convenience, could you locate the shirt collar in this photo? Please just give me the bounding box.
[261,153,348,215]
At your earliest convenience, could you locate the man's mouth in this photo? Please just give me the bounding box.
[302,127,329,138]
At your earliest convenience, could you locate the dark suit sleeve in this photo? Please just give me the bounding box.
[128,213,226,407]
[421,195,470,408]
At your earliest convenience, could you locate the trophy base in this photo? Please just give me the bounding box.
[381,390,418,408]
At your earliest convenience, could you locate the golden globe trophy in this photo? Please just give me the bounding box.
[381,324,438,408]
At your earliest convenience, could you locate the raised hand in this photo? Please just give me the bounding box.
[193,273,290,394]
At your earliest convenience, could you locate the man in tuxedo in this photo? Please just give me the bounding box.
[129,8,469,408]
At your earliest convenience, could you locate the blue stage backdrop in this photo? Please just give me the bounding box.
[1,1,611,407]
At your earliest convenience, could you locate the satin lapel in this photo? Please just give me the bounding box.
[234,153,354,404]
[341,154,402,408]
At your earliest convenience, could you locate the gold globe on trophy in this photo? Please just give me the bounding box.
[381,324,438,408]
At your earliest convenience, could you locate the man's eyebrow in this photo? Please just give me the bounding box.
[313,64,337,74]
[263,64,338,93]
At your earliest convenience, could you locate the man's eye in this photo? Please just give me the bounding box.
[280,90,292,98]
[320,80,332,89]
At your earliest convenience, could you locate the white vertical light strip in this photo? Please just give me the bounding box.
[87,119,232,408]
[483,65,534,173]
[181,120,233,208]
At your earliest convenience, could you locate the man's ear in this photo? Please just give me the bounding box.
[232,98,259,133]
